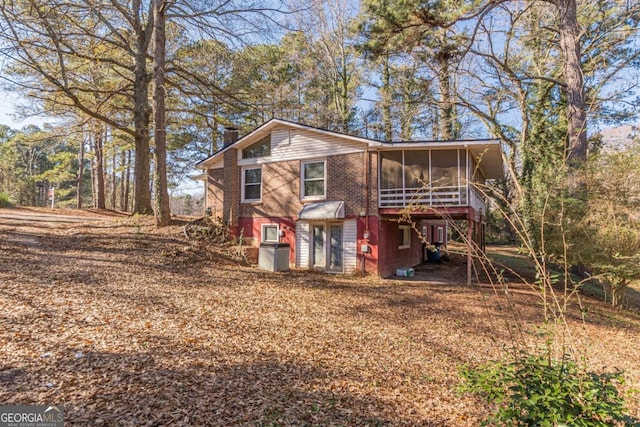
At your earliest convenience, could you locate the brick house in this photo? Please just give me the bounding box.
[195,118,503,279]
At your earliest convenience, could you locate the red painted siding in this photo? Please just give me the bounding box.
[237,217,297,263]
[377,218,424,278]
[356,216,379,275]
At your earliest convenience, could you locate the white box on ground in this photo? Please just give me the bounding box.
[396,267,415,277]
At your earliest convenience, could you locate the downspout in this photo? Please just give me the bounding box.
[365,149,370,233]
[362,149,371,274]
[203,173,208,215]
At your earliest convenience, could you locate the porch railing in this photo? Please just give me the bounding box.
[379,185,485,212]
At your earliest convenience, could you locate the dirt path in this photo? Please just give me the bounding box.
[0,208,95,245]
[0,208,108,227]
[0,207,110,246]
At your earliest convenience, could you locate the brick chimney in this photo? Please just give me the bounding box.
[223,127,239,147]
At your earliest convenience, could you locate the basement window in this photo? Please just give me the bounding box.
[399,225,411,249]
[262,224,279,242]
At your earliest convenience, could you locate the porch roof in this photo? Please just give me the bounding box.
[298,201,345,220]
[371,139,503,180]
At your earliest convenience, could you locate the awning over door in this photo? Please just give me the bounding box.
[298,201,345,220]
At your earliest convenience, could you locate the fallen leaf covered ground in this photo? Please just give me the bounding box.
[1,207,639,426]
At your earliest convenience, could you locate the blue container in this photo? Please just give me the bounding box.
[427,244,441,262]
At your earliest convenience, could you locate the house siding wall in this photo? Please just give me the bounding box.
[270,127,365,162]
[295,221,310,268]
[343,219,358,273]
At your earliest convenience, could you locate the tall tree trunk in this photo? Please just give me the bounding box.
[152,0,171,226]
[94,124,106,209]
[124,150,132,212]
[555,0,587,165]
[90,131,96,208]
[381,55,393,141]
[133,32,153,214]
[437,52,453,140]
[119,149,126,211]
[76,135,84,209]
[111,146,117,209]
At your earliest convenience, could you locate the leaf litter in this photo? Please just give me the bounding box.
[0,208,639,426]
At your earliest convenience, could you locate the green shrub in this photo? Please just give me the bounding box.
[459,353,637,426]
[0,192,12,207]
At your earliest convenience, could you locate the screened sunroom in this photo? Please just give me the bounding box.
[377,144,502,212]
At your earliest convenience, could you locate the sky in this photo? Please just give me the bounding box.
[0,91,46,129]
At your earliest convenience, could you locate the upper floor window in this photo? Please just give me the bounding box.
[242,167,262,202]
[242,135,271,158]
[301,160,326,199]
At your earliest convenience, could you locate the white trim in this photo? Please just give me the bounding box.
[300,159,327,201]
[261,223,280,242]
[241,166,262,203]
[399,225,411,249]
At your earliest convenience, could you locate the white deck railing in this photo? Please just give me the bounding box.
[379,184,486,212]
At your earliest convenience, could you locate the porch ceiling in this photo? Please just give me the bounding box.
[468,144,503,179]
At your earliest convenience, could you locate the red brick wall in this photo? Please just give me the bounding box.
[377,218,424,278]
[326,153,367,216]
[240,160,301,218]
[368,151,378,215]
[206,169,224,219]
[357,215,379,274]
[223,149,239,226]
[236,153,370,219]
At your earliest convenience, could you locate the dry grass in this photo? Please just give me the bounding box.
[1,208,639,426]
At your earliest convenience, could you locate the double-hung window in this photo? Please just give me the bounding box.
[242,167,262,202]
[301,160,326,200]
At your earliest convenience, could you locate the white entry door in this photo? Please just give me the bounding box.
[311,222,343,272]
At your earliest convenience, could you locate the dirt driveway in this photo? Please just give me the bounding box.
[0,207,110,246]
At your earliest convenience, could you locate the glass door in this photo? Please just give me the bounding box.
[328,224,343,272]
[312,224,325,268]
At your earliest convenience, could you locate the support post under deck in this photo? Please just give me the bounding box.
[467,219,473,286]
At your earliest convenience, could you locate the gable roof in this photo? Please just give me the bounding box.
[196,118,504,179]
[195,118,374,169]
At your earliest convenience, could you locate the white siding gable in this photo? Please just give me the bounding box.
[270,127,366,163]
